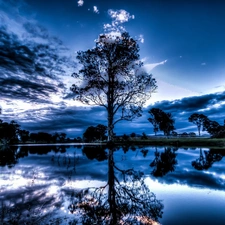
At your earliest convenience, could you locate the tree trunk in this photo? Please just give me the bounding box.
[107,67,114,142]
[108,149,117,224]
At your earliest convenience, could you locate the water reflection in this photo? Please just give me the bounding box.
[150,147,178,177]
[192,148,224,170]
[1,145,225,224]
[68,146,163,224]
[0,145,163,224]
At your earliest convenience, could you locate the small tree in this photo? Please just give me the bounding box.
[71,32,157,141]
[188,113,208,136]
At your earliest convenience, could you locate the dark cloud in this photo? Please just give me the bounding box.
[151,92,225,114]
[147,92,225,132]
[1,106,107,136]
[0,20,75,103]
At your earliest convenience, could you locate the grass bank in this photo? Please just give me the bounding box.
[114,137,225,148]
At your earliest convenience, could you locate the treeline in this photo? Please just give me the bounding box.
[148,108,225,138]
[0,119,82,144]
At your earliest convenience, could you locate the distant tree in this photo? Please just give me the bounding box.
[203,118,225,138]
[180,132,188,137]
[189,132,196,137]
[188,113,208,136]
[52,132,60,142]
[0,120,20,144]
[148,108,175,136]
[71,32,157,141]
[83,124,107,142]
[18,130,29,143]
[31,132,52,143]
[171,131,178,137]
[122,134,129,141]
[130,132,136,138]
[141,132,148,140]
[59,132,67,142]
[29,133,38,142]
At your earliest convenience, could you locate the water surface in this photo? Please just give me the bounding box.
[1,144,225,224]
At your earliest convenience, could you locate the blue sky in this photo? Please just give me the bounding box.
[1,0,225,137]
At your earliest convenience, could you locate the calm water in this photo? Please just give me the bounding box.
[1,144,225,224]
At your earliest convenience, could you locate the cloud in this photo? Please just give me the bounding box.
[93,6,99,14]
[77,0,84,7]
[144,60,167,72]
[0,8,76,106]
[201,62,206,66]
[138,34,144,43]
[104,9,135,33]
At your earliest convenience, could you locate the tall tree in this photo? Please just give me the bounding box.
[188,113,208,136]
[71,32,157,141]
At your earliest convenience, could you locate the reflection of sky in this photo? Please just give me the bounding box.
[1,145,225,224]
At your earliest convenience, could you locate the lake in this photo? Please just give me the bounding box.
[1,144,225,224]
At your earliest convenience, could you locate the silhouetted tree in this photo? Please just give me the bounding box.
[71,32,157,141]
[0,120,20,144]
[188,113,208,136]
[141,132,148,140]
[203,118,225,138]
[59,132,67,142]
[18,129,29,143]
[83,124,107,142]
[148,108,175,136]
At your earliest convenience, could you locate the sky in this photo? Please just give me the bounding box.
[1,0,225,137]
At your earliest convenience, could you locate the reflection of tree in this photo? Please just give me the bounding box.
[69,148,163,224]
[150,147,177,177]
[192,148,223,170]
[0,187,64,225]
[82,145,108,161]
[0,145,20,168]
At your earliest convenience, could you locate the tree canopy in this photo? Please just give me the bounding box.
[188,113,208,136]
[148,108,175,136]
[71,32,157,141]
[83,124,107,142]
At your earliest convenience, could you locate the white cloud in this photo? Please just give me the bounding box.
[93,6,99,14]
[77,0,84,7]
[201,62,206,66]
[144,60,167,72]
[146,79,200,105]
[139,34,144,43]
[108,9,134,23]
[104,9,135,33]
